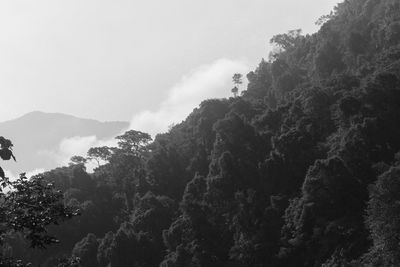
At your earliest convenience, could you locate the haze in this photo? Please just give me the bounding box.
[0,0,339,126]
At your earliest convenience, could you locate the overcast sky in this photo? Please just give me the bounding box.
[0,0,340,126]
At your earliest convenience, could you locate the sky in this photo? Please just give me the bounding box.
[0,0,340,131]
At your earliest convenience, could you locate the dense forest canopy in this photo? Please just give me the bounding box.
[3,0,400,266]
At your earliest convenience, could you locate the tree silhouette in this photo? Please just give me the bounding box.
[87,146,113,167]
[116,130,152,155]
[231,86,239,97]
[232,73,243,97]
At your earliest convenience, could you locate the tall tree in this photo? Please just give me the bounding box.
[232,73,243,97]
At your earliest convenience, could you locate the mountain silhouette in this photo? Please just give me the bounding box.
[0,111,129,175]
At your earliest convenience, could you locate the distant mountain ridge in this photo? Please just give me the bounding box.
[0,111,129,175]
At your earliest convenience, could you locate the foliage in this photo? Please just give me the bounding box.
[365,165,400,265]
[270,29,302,50]
[8,0,400,266]
[0,136,77,265]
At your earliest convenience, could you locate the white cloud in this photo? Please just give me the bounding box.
[18,59,249,174]
[129,58,249,136]
[58,136,118,166]
[4,169,17,180]
[36,135,118,173]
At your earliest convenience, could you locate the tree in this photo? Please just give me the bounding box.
[69,155,87,166]
[87,146,113,167]
[231,86,239,97]
[232,73,243,86]
[270,29,302,50]
[0,136,77,264]
[315,13,334,26]
[116,130,152,155]
[232,73,243,97]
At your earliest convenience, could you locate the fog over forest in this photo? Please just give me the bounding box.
[1,0,400,266]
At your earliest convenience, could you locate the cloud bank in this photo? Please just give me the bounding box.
[58,136,118,165]
[36,136,118,173]
[22,58,249,175]
[129,58,249,136]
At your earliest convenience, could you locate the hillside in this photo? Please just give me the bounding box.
[3,0,400,266]
[0,111,128,174]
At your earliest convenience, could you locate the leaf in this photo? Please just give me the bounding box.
[0,149,12,160]
[0,167,4,178]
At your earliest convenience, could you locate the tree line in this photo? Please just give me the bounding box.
[2,0,400,266]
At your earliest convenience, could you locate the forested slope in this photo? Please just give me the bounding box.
[6,0,400,266]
